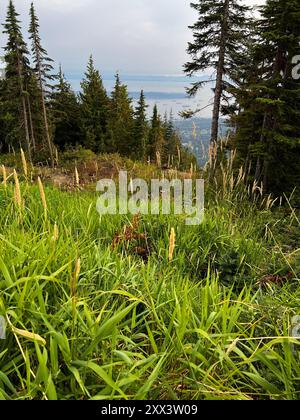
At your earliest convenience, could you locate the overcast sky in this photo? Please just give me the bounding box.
[1,0,266,77]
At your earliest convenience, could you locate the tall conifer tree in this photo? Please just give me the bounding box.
[29,2,54,164]
[233,0,300,195]
[80,56,109,152]
[184,0,250,143]
[3,0,31,158]
[148,105,165,162]
[50,66,82,150]
[133,90,148,160]
[107,73,134,155]
[163,112,181,162]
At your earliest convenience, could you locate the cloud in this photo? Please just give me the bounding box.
[1,0,198,75]
[1,0,265,76]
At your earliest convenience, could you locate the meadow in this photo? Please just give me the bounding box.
[0,158,299,400]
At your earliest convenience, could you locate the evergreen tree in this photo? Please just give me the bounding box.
[133,90,148,160]
[107,73,134,155]
[163,111,173,141]
[25,70,38,152]
[50,66,82,150]
[184,0,250,143]
[233,0,300,195]
[79,55,109,152]
[29,2,55,164]
[148,105,165,163]
[163,111,180,159]
[2,0,31,158]
[0,79,9,153]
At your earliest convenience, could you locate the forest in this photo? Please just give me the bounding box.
[0,1,195,170]
[0,0,299,402]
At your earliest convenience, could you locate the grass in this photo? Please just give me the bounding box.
[0,165,299,400]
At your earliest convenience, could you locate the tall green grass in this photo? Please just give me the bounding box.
[0,173,299,400]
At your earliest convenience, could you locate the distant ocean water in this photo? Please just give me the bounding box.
[67,73,214,118]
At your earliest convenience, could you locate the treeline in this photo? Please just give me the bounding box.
[185,0,300,196]
[0,1,195,169]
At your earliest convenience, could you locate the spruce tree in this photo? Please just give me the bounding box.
[3,0,31,158]
[163,112,180,160]
[148,105,165,163]
[79,56,109,152]
[25,70,37,152]
[233,0,300,195]
[50,66,82,150]
[29,2,54,164]
[107,73,134,155]
[133,90,148,160]
[184,0,250,143]
[0,79,9,153]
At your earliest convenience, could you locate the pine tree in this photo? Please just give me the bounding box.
[79,56,109,152]
[50,66,82,150]
[184,0,250,143]
[29,2,55,165]
[107,73,134,155]
[133,90,148,160]
[3,0,31,158]
[233,0,300,195]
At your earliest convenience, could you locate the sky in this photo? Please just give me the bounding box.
[1,0,266,76]
[0,0,266,118]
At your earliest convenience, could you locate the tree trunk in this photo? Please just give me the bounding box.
[262,159,269,194]
[254,157,261,182]
[255,112,268,183]
[41,89,54,167]
[26,94,36,151]
[35,45,54,167]
[210,0,230,144]
[17,54,31,162]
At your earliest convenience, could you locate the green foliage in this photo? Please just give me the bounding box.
[185,0,249,90]
[79,56,109,152]
[1,0,300,402]
[0,2,197,170]
[106,73,135,156]
[184,0,250,142]
[229,0,300,197]
[1,0,31,153]
[0,178,299,400]
[133,90,148,160]
[28,1,55,162]
[50,67,83,150]
[148,105,165,161]
[28,1,54,90]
